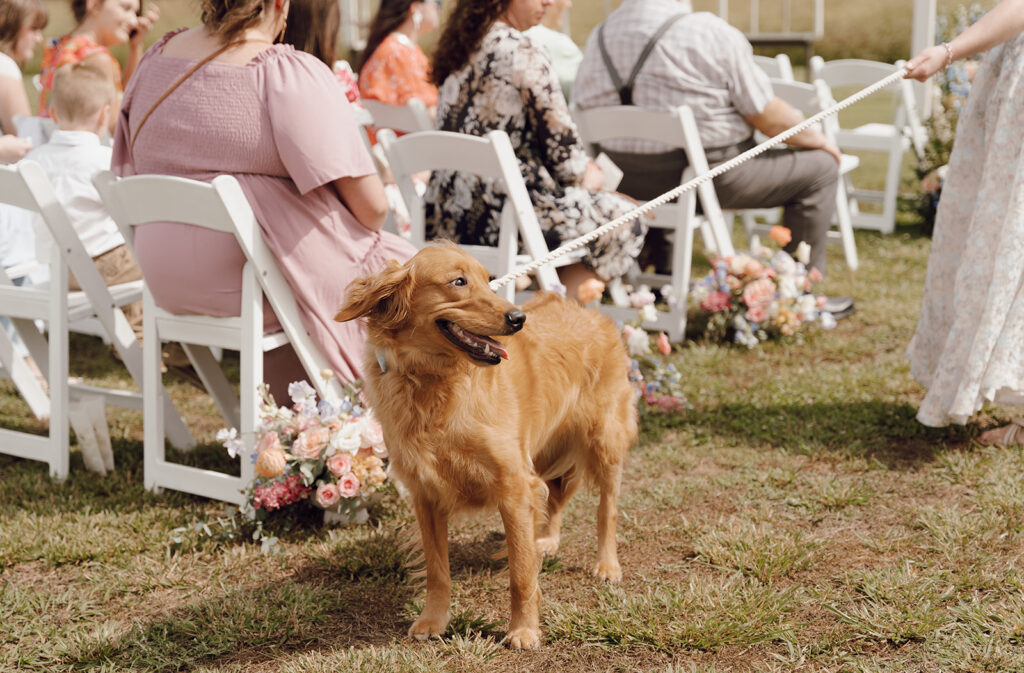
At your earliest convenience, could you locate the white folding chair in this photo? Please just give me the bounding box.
[377,128,565,302]
[93,171,345,505]
[361,98,432,135]
[12,114,56,148]
[753,54,796,81]
[738,78,860,271]
[0,161,194,479]
[571,104,737,341]
[809,57,926,234]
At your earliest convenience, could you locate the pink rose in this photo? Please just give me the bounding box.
[657,332,671,356]
[808,267,823,284]
[326,452,353,477]
[256,431,281,453]
[359,418,385,450]
[745,305,769,324]
[628,288,656,308]
[700,290,732,313]
[292,426,330,460]
[315,482,341,509]
[338,472,361,498]
[742,277,775,310]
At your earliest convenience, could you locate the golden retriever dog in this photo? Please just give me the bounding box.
[334,244,637,649]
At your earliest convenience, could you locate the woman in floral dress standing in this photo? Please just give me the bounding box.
[905,0,1024,439]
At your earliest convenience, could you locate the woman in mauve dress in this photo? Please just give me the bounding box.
[111,0,416,399]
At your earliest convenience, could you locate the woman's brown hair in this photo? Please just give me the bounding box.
[0,0,47,54]
[200,0,272,43]
[431,0,508,86]
[358,0,415,76]
[281,0,339,65]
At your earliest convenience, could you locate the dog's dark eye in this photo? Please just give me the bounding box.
[451,277,467,287]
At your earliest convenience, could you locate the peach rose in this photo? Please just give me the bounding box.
[326,452,353,477]
[743,258,763,276]
[742,277,775,310]
[768,225,792,246]
[338,472,361,498]
[577,278,605,306]
[292,426,329,460]
[256,447,288,479]
[315,482,341,509]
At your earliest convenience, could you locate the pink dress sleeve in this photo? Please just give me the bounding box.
[263,50,376,195]
[111,30,182,177]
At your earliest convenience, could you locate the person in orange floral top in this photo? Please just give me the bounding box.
[358,0,439,141]
[38,0,159,117]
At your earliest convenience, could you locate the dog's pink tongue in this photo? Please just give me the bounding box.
[493,342,509,360]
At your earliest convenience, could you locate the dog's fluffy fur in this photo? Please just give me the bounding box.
[335,244,637,649]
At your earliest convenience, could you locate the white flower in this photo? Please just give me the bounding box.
[728,254,753,276]
[216,427,244,459]
[639,304,659,324]
[820,311,837,330]
[330,421,363,454]
[794,241,811,265]
[772,251,796,276]
[797,294,817,317]
[777,276,799,300]
[288,381,316,405]
[623,325,651,356]
[629,286,656,308]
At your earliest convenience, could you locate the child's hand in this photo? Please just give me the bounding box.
[0,135,32,164]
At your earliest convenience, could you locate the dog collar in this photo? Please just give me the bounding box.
[375,347,388,374]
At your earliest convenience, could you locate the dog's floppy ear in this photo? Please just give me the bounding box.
[335,260,413,330]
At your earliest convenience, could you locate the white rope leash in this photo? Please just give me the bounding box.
[490,67,909,292]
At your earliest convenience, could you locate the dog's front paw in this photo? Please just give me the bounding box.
[506,626,542,650]
[535,535,560,556]
[592,561,622,583]
[408,612,449,641]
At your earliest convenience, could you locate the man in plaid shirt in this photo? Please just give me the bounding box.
[573,0,841,278]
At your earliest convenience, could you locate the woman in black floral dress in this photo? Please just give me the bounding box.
[423,0,647,300]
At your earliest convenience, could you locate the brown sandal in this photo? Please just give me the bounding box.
[978,418,1024,447]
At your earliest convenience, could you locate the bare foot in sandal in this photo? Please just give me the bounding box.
[978,419,1024,447]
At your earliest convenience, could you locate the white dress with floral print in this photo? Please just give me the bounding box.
[423,22,647,282]
[908,33,1024,427]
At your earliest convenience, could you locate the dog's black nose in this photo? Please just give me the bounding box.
[505,309,526,332]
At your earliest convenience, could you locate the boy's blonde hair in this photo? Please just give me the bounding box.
[50,58,117,125]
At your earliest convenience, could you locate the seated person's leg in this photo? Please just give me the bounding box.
[713,148,838,275]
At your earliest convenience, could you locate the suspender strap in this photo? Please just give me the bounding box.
[129,39,249,158]
[597,12,689,105]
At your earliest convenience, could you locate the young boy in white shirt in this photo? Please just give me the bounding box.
[28,57,142,337]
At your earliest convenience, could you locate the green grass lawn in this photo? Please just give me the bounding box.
[6,3,1020,672]
[5,221,1024,672]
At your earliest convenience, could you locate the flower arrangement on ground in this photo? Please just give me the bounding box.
[218,380,389,523]
[614,283,689,414]
[688,227,836,348]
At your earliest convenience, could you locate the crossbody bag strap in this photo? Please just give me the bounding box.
[129,39,249,158]
[597,12,689,105]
